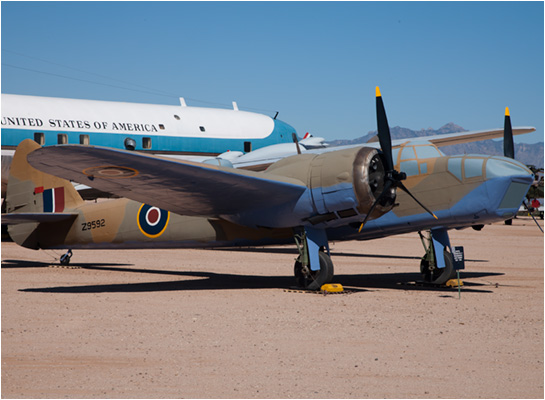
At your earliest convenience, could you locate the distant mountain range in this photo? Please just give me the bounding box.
[327,123,544,168]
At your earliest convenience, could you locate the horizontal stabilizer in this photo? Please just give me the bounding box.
[1,212,78,225]
[27,145,307,218]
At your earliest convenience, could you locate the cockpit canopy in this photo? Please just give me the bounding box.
[393,142,444,177]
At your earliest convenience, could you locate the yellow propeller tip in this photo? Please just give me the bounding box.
[433,213,439,220]
[376,86,381,97]
[358,223,364,233]
[505,107,510,116]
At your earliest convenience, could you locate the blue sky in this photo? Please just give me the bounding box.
[2,1,543,143]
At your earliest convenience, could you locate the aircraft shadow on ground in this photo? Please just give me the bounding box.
[16,262,500,294]
[1,259,132,269]
[212,247,488,263]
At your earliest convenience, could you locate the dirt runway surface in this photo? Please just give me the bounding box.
[2,218,543,398]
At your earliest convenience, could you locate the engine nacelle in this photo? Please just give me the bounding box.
[265,146,395,226]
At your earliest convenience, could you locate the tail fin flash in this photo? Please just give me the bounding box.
[5,140,83,249]
[6,139,84,215]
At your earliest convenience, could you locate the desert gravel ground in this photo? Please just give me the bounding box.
[2,217,543,399]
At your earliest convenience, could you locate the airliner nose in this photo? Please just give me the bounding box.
[272,119,297,143]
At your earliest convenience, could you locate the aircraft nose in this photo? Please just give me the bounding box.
[484,156,534,216]
[485,156,534,182]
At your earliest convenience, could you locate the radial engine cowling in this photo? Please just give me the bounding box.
[266,146,396,226]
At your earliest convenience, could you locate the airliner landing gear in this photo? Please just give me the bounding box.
[418,230,456,285]
[294,228,333,290]
[60,249,73,266]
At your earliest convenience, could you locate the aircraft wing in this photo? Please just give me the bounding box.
[410,127,536,147]
[27,145,307,217]
[231,126,536,170]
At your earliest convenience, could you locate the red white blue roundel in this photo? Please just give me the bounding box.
[137,204,170,238]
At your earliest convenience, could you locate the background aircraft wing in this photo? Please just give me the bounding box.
[27,145,307,217]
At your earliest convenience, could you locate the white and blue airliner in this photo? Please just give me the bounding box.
[1,93,298,195]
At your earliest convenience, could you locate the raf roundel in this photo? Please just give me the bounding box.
[137,204,170,238]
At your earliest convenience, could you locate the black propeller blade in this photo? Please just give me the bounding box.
[502,107,543,233]
[504,107,515,159]
[359,87,437,233]
[376,87,393,172]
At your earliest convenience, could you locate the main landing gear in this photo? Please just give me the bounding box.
[418,229,456,285]
[293,228,334,290]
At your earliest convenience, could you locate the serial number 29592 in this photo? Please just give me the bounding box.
[81,219,106,231]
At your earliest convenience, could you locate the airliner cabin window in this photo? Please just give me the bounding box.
[57,134,68,145]
[143,137,152,149]
[34,132,44,145]
[199,126,206,132]
[80,134,90,145]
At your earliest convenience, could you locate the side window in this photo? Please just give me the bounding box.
[400,160,419,177]
[143,137,152,149]
[80,134,90,145]
[392,149,400,165]
[57,134,68,144]
[448,157,463,181]
[244,141,252,153]
[420,162,428,175]
[34,132,44,145]
[464,158,484,179]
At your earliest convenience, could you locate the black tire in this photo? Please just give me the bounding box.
[420,249,455,285]
[294,252,334,290]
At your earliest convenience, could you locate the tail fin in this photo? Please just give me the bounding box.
[6,139,84,214]
[5,139,83,248]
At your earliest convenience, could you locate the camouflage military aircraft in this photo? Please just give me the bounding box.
[3,89,536,289]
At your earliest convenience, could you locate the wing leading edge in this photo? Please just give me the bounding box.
[27,145,307,217]
[417,127,536,147]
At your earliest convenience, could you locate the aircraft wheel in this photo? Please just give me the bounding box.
[294,251,334,290]
[420,250,455,285]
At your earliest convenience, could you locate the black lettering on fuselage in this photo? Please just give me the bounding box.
[2,117,44,127]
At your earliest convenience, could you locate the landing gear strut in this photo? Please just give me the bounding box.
[418,230,456,285]
[60,249,73,266]
[293,228,333,290]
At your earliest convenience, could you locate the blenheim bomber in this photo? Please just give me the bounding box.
[3,89,536,289]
